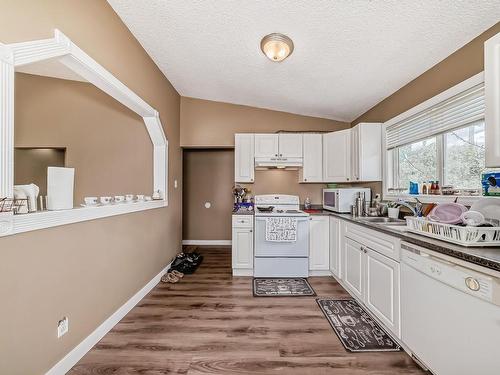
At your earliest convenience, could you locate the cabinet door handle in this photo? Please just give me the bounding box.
[304,178,307,181]
[249,229,253,233]
[346,178,350,181]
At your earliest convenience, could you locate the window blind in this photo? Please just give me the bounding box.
[385,83,484,150]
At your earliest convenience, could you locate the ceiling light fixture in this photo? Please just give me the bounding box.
[260,33,294,62]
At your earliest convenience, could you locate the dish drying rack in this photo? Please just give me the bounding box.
[405,217,500,247]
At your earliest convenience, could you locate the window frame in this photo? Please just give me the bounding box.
[383,72,485,205]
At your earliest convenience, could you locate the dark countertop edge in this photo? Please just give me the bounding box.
[306,210,500,273]
[232,210,254,215]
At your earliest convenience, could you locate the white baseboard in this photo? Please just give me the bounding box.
[309,270,332,277]
[232,269,253,276]
[182,240,231,246]
[45,262,171,375]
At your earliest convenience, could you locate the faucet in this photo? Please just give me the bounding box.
[396,198,423,217]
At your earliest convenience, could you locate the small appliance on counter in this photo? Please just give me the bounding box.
[323,188,371,213]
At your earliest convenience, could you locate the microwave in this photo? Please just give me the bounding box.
[323,188,371,213]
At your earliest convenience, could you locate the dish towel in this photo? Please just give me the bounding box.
[265,217,298,242]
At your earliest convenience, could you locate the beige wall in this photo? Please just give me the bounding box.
[0,2,181,375]
[180,97,349,147]
[180,98,349,240]
[15,73,152,205]
[183,149,234,240]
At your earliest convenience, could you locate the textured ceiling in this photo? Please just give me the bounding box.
[108,1,500,122]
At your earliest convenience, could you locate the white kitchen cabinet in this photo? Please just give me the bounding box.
[323,129,351,182]
[234,134,255,183]
[254,134,279,158]
[278,134,303,158]
[485,32,500,167]
[341,225,401,338]
[364,247,400,337]
[329,216,341,278]
[254,133,303,158]
[300,134,323,182]
[309,216,330,271]
[343,237,364,300]
[232,215,254,275]
[350,123,382,181]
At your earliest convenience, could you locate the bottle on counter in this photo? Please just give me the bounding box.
[422,181,428,195]
[430,181,436,195]
[435,180,441,195]
[304,197,311,210]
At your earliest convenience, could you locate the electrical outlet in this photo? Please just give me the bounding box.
[57,317,69,338]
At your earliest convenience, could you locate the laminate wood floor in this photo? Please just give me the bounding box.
[70,247,426,375]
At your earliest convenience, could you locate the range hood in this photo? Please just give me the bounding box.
[254,157,303,170]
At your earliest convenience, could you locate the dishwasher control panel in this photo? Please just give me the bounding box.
[401,248,495,303]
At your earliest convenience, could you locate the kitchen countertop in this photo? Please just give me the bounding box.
[307,209,500,273]
[232,208,254,215]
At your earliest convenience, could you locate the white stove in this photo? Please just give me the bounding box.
[254,195,309,217]
[253,195,310,278]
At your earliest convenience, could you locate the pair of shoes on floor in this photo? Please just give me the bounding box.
[161,269,184,283]
[170,251,203,275]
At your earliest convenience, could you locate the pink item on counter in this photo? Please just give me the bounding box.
[427,203,468,225]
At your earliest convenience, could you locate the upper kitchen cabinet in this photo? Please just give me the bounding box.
[485,32,500,168]
[351,123,382,181]
[234,134,255,183]
[254,133,303,158]
[254,134,279,158]
[323,129,351,182]
[278,134,303,158]
[300,134,323,182]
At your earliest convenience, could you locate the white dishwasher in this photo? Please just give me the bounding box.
[401,243,500,375]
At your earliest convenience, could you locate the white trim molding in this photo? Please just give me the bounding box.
[45,262,171,375]
[485,31,500,167]
[182,240,232,246]
[0,30,168,237]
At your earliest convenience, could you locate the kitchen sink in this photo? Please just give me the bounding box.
[359,217,407,225]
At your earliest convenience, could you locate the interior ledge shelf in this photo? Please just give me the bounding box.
[0,29,169,237]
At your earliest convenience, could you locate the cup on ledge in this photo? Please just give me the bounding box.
[136,194,145,201]
[125,194,134,202]
[84,197,98,206]
[114,195,125,204]
[100,196,112,205]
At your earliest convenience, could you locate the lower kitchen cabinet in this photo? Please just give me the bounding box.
[309,216,330,271]
[232,215,254,275]
[342,234,401,337]
[365,248,400,336]
[329,216,341,278]
[343,237,364,299]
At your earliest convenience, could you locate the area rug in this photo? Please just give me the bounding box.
[316,298,401,352]
[253,278,316,297]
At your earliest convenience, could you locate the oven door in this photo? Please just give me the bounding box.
[254,216,309,257]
